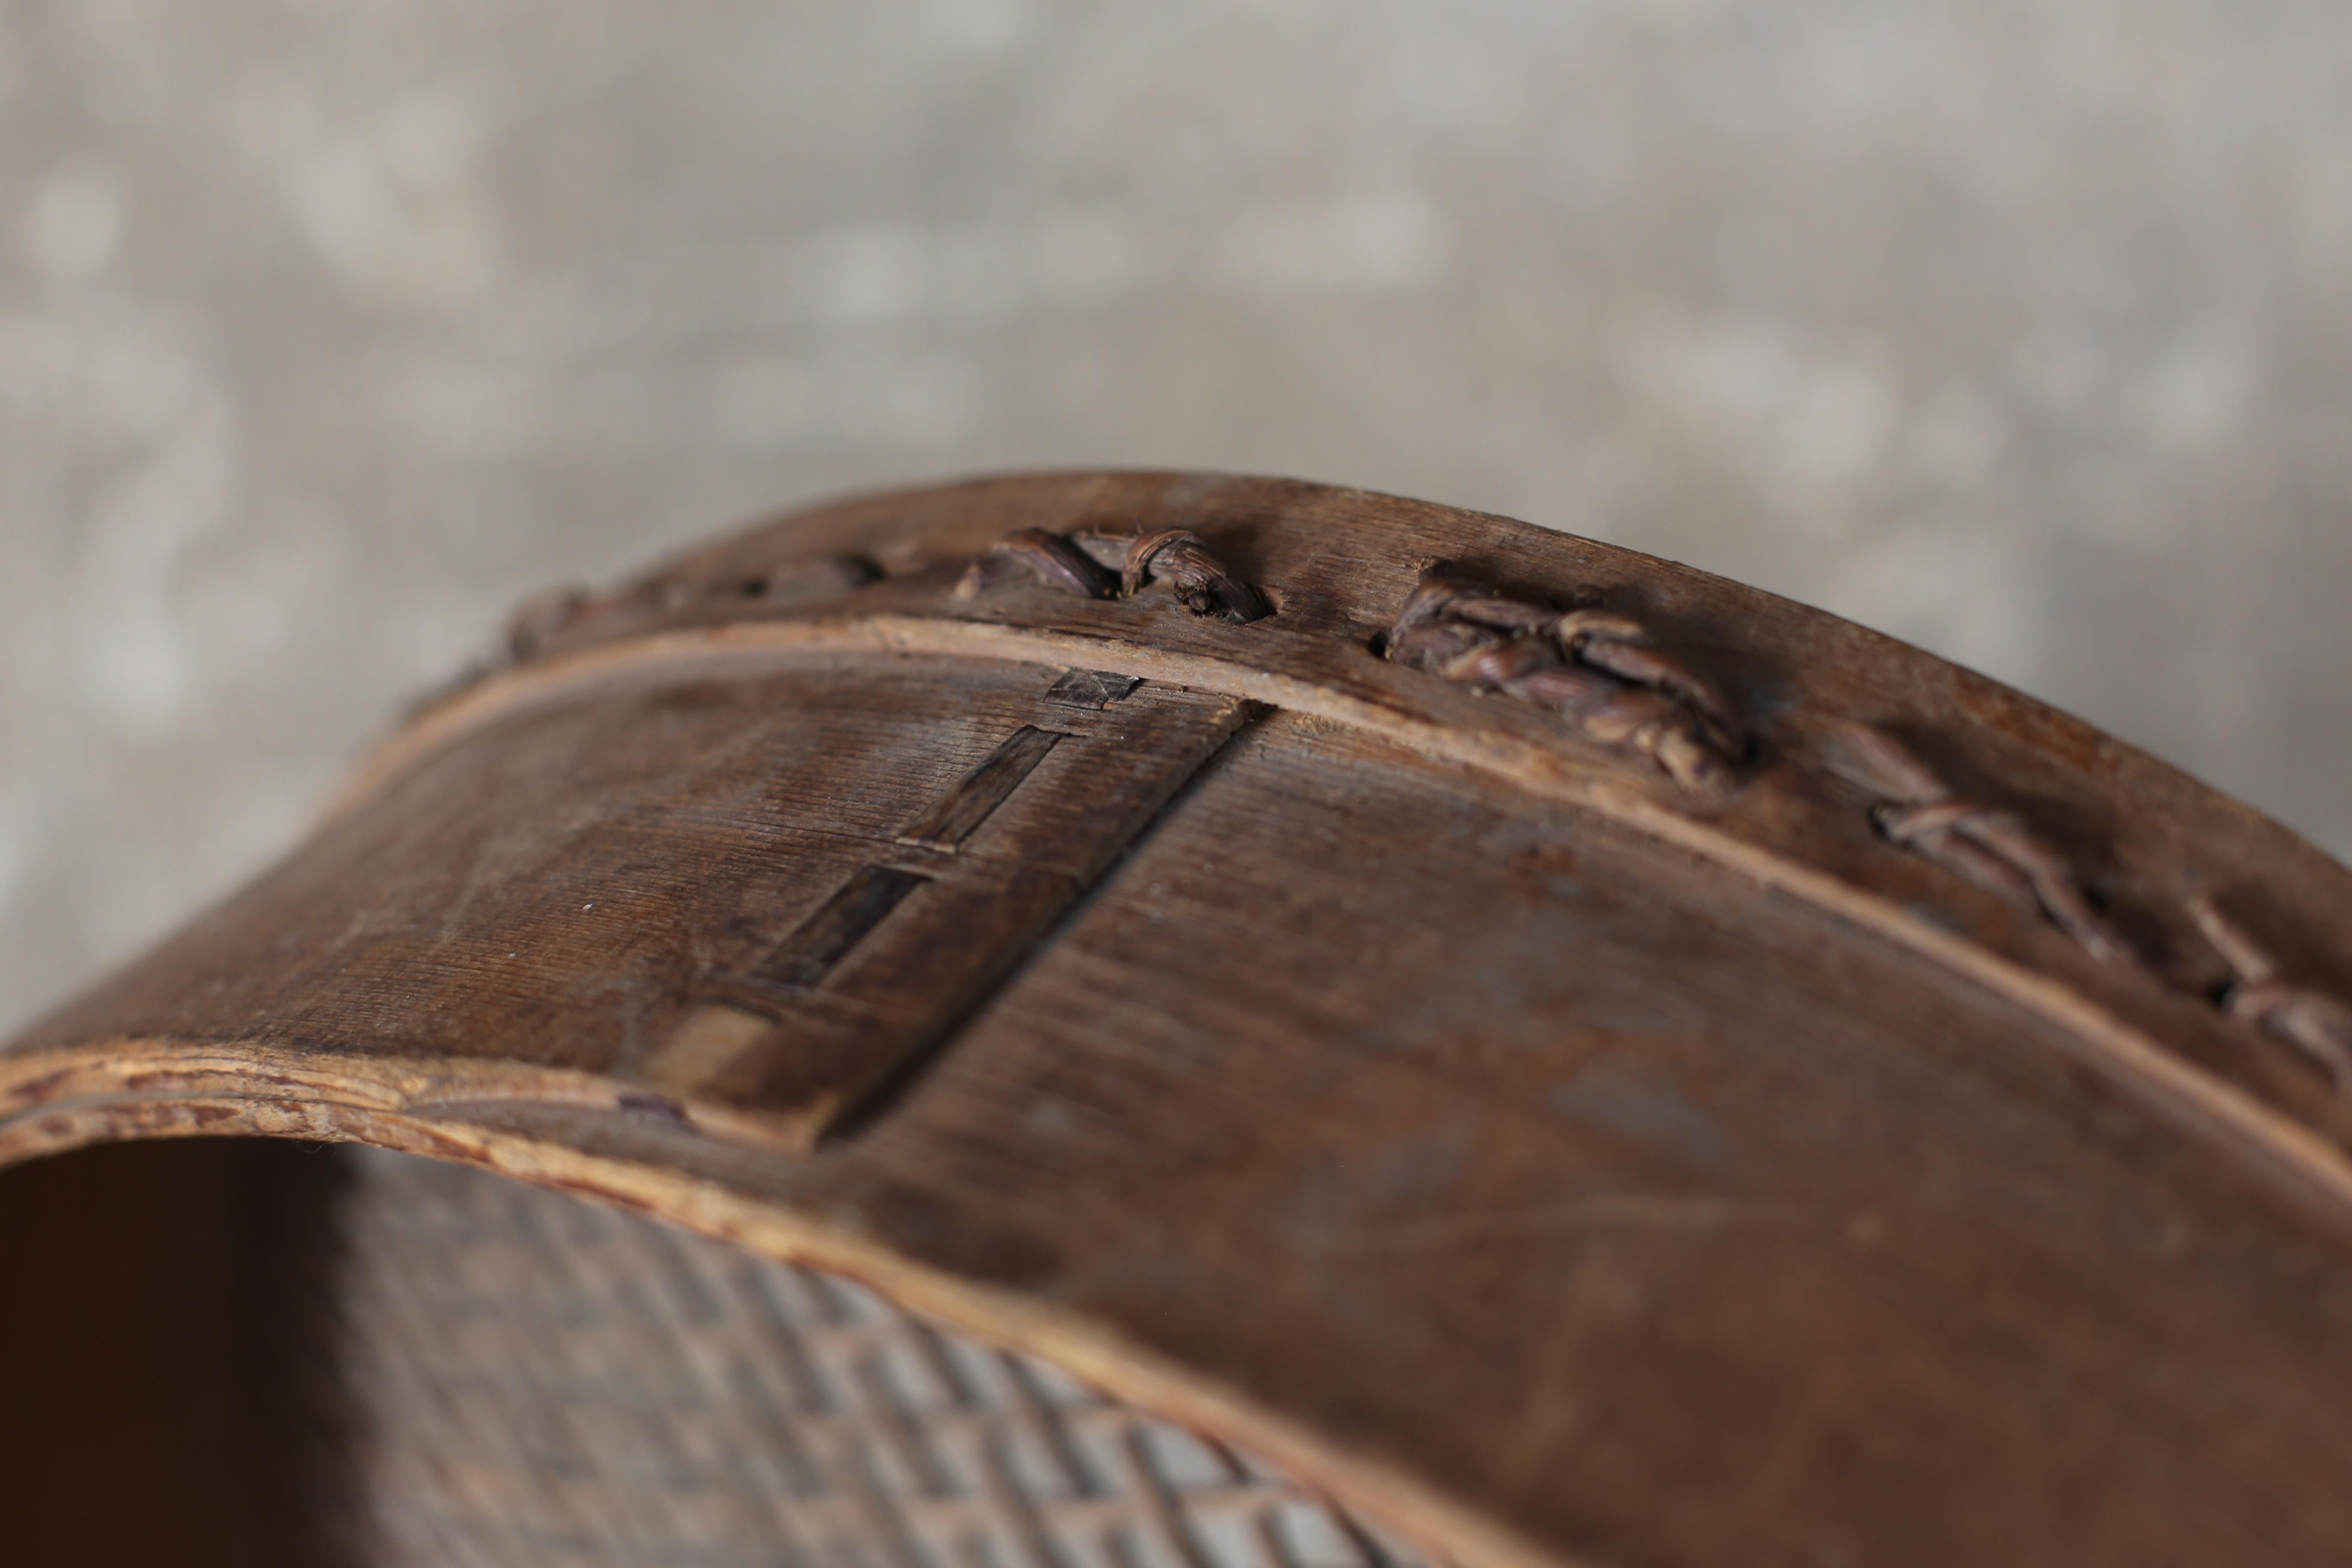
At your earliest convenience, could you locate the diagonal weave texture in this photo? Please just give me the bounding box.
[316,1148,1436,1568]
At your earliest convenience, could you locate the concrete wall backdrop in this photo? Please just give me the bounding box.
[2,0,2349,1029]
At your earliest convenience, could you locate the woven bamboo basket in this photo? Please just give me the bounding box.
[6,472,2352,1566]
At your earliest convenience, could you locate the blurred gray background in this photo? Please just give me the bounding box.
[1,0,2348,1032]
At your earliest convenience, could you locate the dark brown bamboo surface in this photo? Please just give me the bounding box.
[8,472,2352,1568]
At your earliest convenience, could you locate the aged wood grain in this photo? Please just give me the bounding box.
[897,725,1068,849]
[4,656,1248,1152]
[857,711,2352,1566]
[325,474,2352,1195]
[7,472,2352,1568]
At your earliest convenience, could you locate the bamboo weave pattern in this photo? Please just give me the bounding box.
[325,1149,1433,1568]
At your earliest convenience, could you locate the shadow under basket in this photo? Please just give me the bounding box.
[0,1139,1433,1568]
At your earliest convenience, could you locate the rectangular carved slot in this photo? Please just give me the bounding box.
[897,726,1066,849]
[753,865,929,989]
[1043,670,1142,710]
[632,686,1252,1151]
